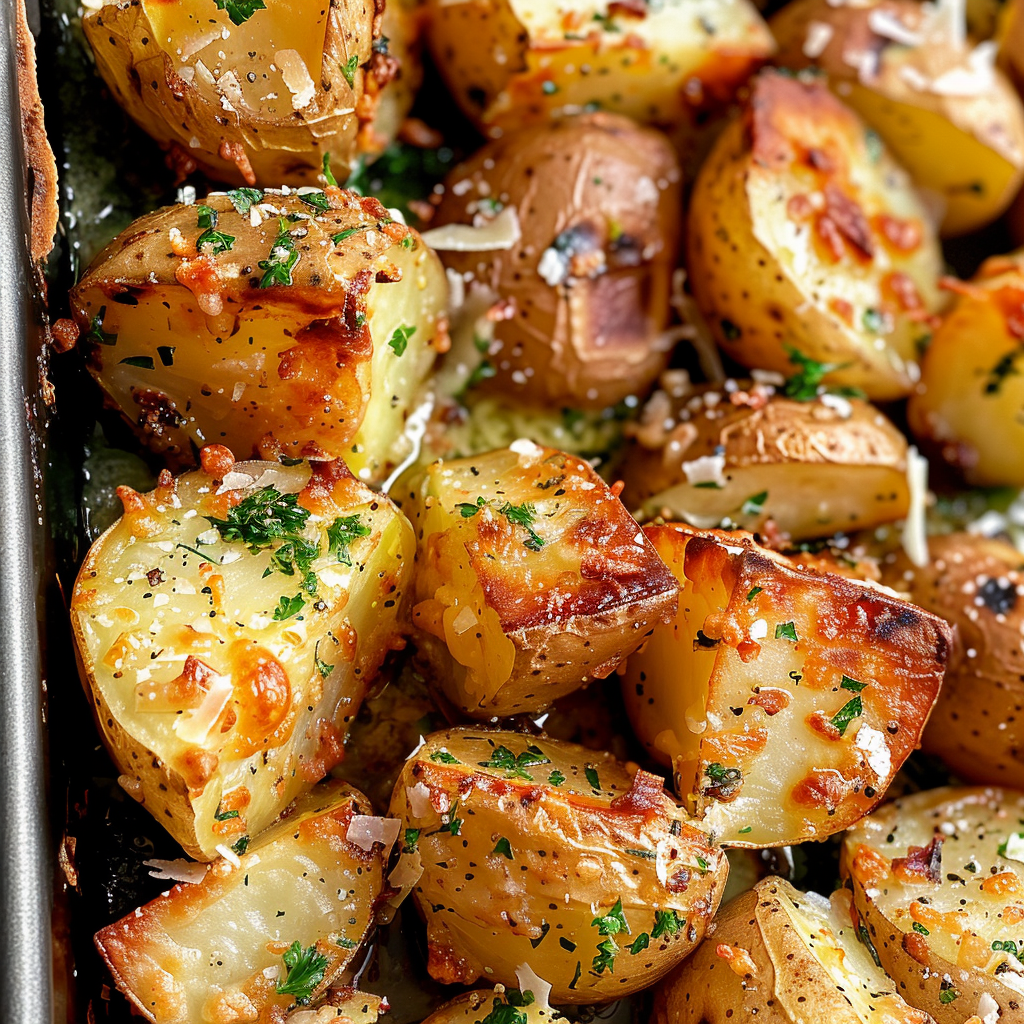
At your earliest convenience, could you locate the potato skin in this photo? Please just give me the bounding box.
[421,990,569,1024]
[388,728,728,1003]
[405,444,679,718]
[423,0,773,141]
[94,780,386,1024]
[430,114,681,409]
[620,524,952,847]
[654,877,935,1024]
[82,0,418,186]
[69,189,446,481]
[842,787,1024,1024]
[687,69,943,401]
[71,452,413,860]
[772,0,1024,236]
[621,379,910,541]
[882,533,1024,789]
[908,252,1024,487]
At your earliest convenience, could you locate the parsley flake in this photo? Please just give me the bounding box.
[259,219,300,288]
[227,187,263,215]
[831,695,863,736]
[388,324,416,356]
[775,621,798,642]
[213,0,266,24]
[205,486,311,551]
[273,593,305,621]
[276,941,329,1005]
[326,514,371,566]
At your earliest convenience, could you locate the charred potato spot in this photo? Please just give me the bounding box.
[842,788,1024,1024]
[70,190,446,482]
[389,729,728,1003]
[405,444,679,717]
[82,0,420,186]
[621,524,951,846]
[654,876,936,1024]
[70,454,414,859]
[687,69,944,401]
[621,378,911,541]
[772,0,1024,236]
[94,780,386,1024]
[431,114,682,409]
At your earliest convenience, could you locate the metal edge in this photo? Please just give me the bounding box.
[0,0,52,1018]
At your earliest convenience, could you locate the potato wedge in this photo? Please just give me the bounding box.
[654,877,935,1024]
[94,779,387,1024]
[68,188,447,482]
[389,728,728,1002]
[908,252,1024,487]
[881,533,1024,789]
[423,0,773,141]
[82,0,418,186]
[621,379,910,541]
[842,786,1024,1024]
[619,524,952,847]
[687,69,943,401]
[771,0,1024,237]
[429,114,681,409]
[403,444,679,718]
[421,989,569,1024]
[70,450,414,860]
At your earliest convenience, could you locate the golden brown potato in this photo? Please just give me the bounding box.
[621,378,911,541]
[421,989,569,1024]
[908,252,1024,487]
[1002,0,1024,98]
[94,780,387,1024]
[687,70,944,402]
[388,728,728,1002]
[654,877,936,1024]
[82,0,419,186]
[842,787,1024,1024]
[70,449,414,860]
[427,114,681,409]
[422,0,773,141]
[881,533,1024,789]
[404,444,679,717]
[620,524,952,847]
[67,188,447,482]
[771,0,1024,236]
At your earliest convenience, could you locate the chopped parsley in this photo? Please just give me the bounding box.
[314,639,334,679]
[830,695,863,736]
[993,939,1019,955]
[120,355,154,369]
[268,537,320,578]
[548,769,566,786]
[276,941,329,1005]
[497,501,544,551]
[322,153,338,188]
[592,899,629,936]
[196,205,218,229]
[479,744,550,780]
[402,828,420,854]
[259,219,300,288]
[504,990,534,1008]
[213,803,239,821]
[341,53,360,88]
[652,910,684,939]
[584,765,601,791]
[195,225,234,259]
[456,496,487,517]
[429,750,460,764]
[86,306,117,346]
[746,587,763,601]
[741,491,768,516]
[775,621,798,642]
[213,0,266,24]
[388,324,417,356]
[479,999,527,1024]
[912,921,930,935]
[627,933,650,955]
[938,989,960,1005]
[493,837,513,859]
[205,486,311,551]
[862,307,886,334]
[592,938,618,975]
[326,514,370,566]
[782,345,845,401]
[227,187,263,216]
[299,190,331,213]
[704,762,742,796]
[273,593,305,621]
[437,800,462,837]
[840,675,866,692]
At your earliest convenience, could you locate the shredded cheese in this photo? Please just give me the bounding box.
[901,446,929,569]
[420,207,521,252]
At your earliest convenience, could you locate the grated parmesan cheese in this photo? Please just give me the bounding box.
[420,206,521,252]
[901,446,929,569]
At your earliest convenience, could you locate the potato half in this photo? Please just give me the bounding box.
[423,0,773,141]
[687,69,943,402]
[94,780,387,1024]
[69,188,447,483]
[908,252,1024,487]
[429,114,681,409]
[842,787,1024,1024]
[403,444,679,718]
[389,728,728,1002]
[771,0,1024,236]
[621,379,910,540]
[70,450,414,860]
[421,989,569,1024]
[620,524,952,847]
[654,877,935,1024]
[882,533,1024,789]
[82,0,418,185]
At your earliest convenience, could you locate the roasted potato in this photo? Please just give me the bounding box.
[70,449,414,860]
[389,728,728,1002]
[94,779,387,1024]
[882,533,1024,789]
[421,989,569,1024]
[771,0,1024,236]
[654,877,935,1024]
[907,251,1024,487]
[620,524,952,847]
[687,70,944,402]
[68,188,447,482]
[422,0,773,141]
[842,786,1024,1024]
[621,378,911,541]
[404,444,679,718]
[81,0,419,186]
[427,114,681,410]
[1002,0,1024,99]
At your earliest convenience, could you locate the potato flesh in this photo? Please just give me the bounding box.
[621,525,950,846]
[94,781,385,1024]
[407,445,679,716]
[71,459,414,859]
[389,729,727,1002]
[843,788,1024,999]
